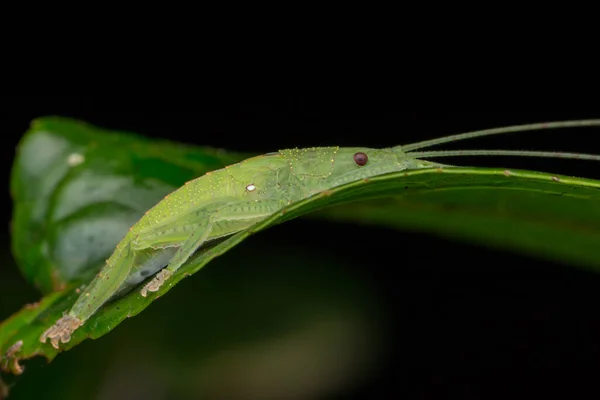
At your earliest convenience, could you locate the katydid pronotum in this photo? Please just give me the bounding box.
[40,119,600,349]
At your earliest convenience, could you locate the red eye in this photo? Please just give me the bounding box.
[353,152,368,166]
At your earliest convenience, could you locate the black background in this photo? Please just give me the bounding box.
[2,99,600,398]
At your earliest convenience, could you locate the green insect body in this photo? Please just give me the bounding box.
[40,119,600,349]
[40,146,440,349]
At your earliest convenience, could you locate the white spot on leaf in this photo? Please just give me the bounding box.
[246,184,256,192]
[67,153,85,167]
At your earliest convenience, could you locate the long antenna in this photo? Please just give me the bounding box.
[407,149,600,162]
[402,119,600,152]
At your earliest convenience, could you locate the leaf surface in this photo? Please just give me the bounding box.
[3,117,600,381]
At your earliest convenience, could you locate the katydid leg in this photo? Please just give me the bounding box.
[140,217,213,296]
[140,200,282,296]
[40,241,136,349]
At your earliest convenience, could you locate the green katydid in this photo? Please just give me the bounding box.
[39,119,600,349]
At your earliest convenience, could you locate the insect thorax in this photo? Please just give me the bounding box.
[278,147,339,178]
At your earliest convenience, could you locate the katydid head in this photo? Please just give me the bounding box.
[325,147,435,188]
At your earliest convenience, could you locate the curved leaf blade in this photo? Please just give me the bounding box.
[4,165,600,375]
[4,118,600,384]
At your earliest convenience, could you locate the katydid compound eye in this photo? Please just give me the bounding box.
[353,152,368,166]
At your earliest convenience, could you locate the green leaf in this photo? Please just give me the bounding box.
[3,117,600,385]
[9,116,251,294]
[312,168,600,268]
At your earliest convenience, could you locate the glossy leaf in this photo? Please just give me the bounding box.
[3,117,600,385]
[9,116,251,294]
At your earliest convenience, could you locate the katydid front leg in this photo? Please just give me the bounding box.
[140,200,279,297]
[140,215,213,296]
